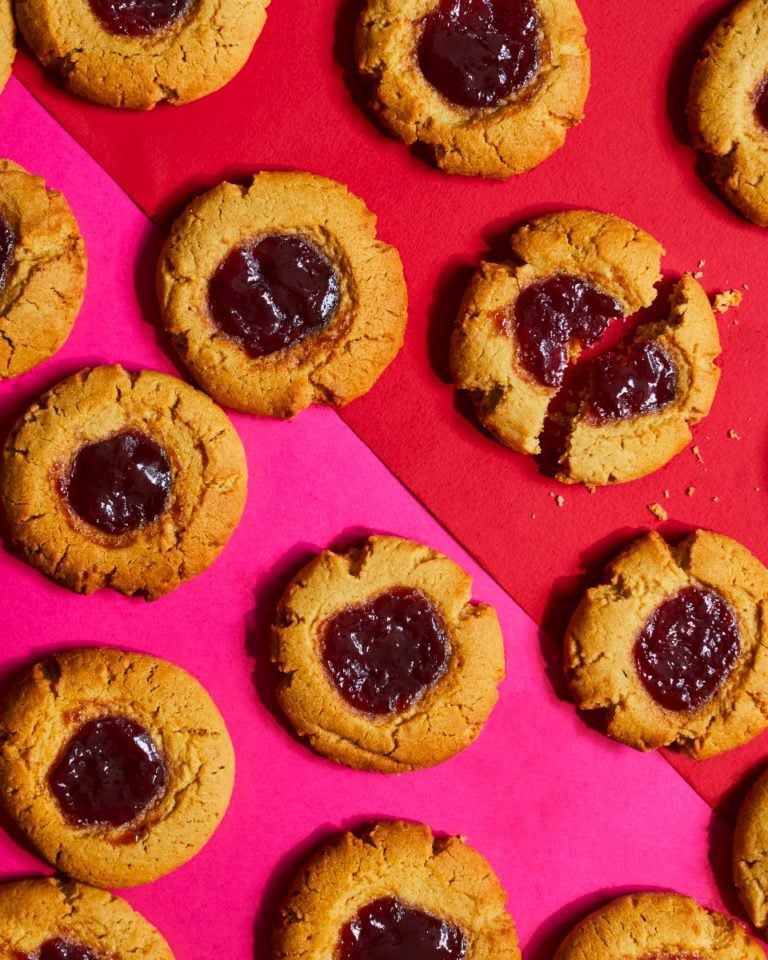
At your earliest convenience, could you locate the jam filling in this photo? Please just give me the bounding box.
[321,588,451,715]
[418,0,541,109]
[63,430,172,536]
[209,233,340,359]
[0,213,15,293]
[87,0,191,37]
[338,898,467,960]
[635,586,740,712]
[513,274,624,388]
[756,77,768,131]
[49,716,167,827]
[22,940,100,960]
[584,340,677,423]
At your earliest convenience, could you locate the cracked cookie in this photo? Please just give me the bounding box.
[0,0,15,97]
[272,535,504,772]
[554,891,763,960]
[274,820,520,960]
[14,0,269,110]
[356,0,590,178]
[450,210,722,485]
[733,767,768,928]
[688,0,768,226]
[0,160,86,380]
[0,364,247,599]
[0,647,235,888]
[157,171,408,418]
[0,876,174,959]
[564,529,768,758]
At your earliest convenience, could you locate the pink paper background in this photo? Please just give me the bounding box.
[0,81,733,957]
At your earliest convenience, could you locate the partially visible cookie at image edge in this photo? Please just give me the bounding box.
[0,0,15,97]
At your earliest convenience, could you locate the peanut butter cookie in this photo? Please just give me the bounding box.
[565,530,768,758]
[451,211,721,485]
[272,535,504,772]
[0,160,86,380]
[688,0,768,226]
[0,0,15,97]
[0,647,235,888]
[15,0,269,110]
[356,0,590,178]
[733,767,768,928]
[0,365,247,599]
[274,821,520,960]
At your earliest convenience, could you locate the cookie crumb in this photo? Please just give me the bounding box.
[713,289,742,313]
[693,271,704,279]
[585,484,596,494]
[728,429,740,440]
[686,486,695,497]
[555,495,565,508]
[698,258,706,269]
[712,496,720,503]
[531,513,536,520]
[663,489,671,499]
[692,445,703,463]
[648,503,668,521]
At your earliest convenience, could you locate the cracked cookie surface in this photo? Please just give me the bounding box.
[564,530,768,758]
[356,0,590,178]
[0,364,247,600]
[273,820,519,960]
[158,171,408,418]
[14,0,269,110]
[0,647,235,888]
[734,767,768,928]
[450,210,722,485]
[688,0,768,226]
[554,891,763,960]
[0,160,86,380]
[0,877,174,958]
[272,535,504,772]
[0,0,15,97]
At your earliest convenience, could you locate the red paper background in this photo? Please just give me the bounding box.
[11,0,768,814]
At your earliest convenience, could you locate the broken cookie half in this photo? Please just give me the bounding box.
[450,210,722,485]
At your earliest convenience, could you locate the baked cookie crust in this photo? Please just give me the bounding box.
[0,364,247,600]
[0,877,174,958]
[0,0,15,97]
[734,768,768,928]
[688,0,768,226]
[274,821,520,960]
[158,172,408,418]
[451,211,721,485]
[272,535,504,772]
[0,647,235,888]
[356,0,589,178]
[565,530,768,758]
[555,892,763,960]
[0,160,86,380]
[15,0,269,110]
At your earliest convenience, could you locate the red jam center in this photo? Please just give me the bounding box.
[418,0,541,109]
[209,233,340,359]
[585,340,677,423]
[338,898,467,960]
[63,430,171,536]
[634,587,740,712]
[22,940,99,960]
[49,716,166,827]
[87,0,190,36]
[514,274,624,388]
[756,77,768,131]
[0,213,15,292]
[321,588,451,715]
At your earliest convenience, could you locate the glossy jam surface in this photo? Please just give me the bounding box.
[64,430,171,536]
[209,234,340,359]
[756,78,768,131]
[0,214,15,292]
[23,940,100,960]
[418,0,541,108]
[49,716,166,827]
[514,275,624,388]
[585,340,677,423]
[321,588,451,715]
[635,587,740,712]
[338,898,467,960]
[87,0,190,36]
